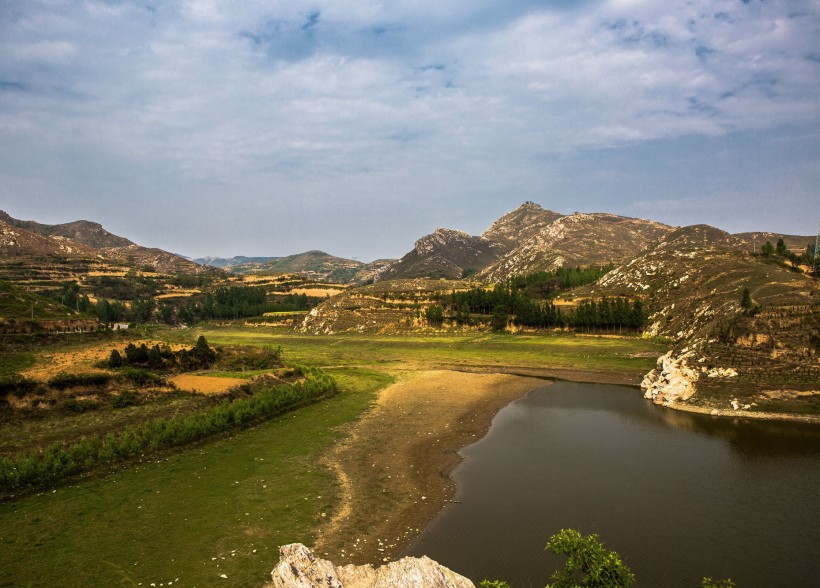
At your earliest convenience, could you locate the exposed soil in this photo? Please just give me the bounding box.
[312,370,544,566]
[169,374,242,395]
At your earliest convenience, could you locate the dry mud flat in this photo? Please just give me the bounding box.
[314,370,544,565]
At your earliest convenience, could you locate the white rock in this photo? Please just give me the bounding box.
[268,543,474,588]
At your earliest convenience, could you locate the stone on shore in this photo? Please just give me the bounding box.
[268,543,475,588]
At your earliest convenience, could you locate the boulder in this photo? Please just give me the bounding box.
[268,544,475,588]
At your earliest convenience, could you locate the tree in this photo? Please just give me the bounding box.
[425,305,445,327]
[741,288,752,312]
[775,238,787,256]
[545,529,635,588]
[107,349,123,368]
[491,305,508,332]
[761,241,775,257]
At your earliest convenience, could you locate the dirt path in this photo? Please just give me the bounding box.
[312,370,545,565]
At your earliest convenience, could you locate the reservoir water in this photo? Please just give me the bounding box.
[405,382,820,587]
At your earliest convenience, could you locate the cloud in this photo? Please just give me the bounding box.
[0,0,817,257]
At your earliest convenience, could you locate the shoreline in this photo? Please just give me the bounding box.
[312,369,545,566]
[660,399,820,424]
[312,367,819,569]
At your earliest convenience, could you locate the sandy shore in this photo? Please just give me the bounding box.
[661,400,820,424]
[312,370,544,565]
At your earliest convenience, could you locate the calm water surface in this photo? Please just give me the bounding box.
[405,382,820,587]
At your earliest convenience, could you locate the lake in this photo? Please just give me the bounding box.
[405,382,820,587]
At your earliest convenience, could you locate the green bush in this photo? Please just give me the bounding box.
[111,390,140,409]
[119,367,163,387]
[48,372,112,390]
[63,399,98,414]
[0,374,38,398]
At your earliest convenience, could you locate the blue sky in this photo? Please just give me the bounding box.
[1,0,818,261]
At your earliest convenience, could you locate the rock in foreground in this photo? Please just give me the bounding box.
[268,543,475,588]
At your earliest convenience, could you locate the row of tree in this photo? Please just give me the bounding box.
[58,281,316,326]
[432,280,647,331]
[0,367,337,493]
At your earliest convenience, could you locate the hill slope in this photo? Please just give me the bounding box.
[577,225,819,413]
[377,202,676,282]
[479,212,675,282]
[377,228,505,281]
[0,211,212,275]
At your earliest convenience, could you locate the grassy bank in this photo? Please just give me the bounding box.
[0,367,392,588]
[181,329,666,377]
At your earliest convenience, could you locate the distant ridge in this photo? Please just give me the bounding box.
[0,210,213,275]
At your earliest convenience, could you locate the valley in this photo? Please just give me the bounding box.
[0,201,817,586]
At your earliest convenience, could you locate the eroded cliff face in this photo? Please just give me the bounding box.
[267,543,475,588]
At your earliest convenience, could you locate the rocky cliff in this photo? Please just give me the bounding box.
[267,543,474,588]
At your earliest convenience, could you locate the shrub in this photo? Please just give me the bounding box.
[63,399,98,414]
[119,367,162,387]
[48,372,112,390]
[112,390,140,409]
[0,374,38,398]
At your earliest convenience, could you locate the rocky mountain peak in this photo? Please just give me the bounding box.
[413,227,476,256]
[481,201,564,246]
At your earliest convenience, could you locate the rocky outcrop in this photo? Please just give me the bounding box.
[641,349,700,406]
[268,543,475,588]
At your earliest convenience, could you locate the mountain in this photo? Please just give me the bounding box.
[376,228,505,281]
[377,202,675,282]
[222,250,373,284]
[0,210,211,275]
[194,255,279,269]
[0,211,133,249]
[481,200,565,247]
[479,211,675,282]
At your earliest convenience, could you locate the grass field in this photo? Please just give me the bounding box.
[0,326,664,586]
[0,367,392,588]
[180,328,666,377]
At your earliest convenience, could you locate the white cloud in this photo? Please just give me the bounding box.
[0,0,817,257]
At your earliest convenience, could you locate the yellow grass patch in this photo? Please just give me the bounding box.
[22,340,187,381]
[169,374,240,395]
[289,287,347,297]
[155,289,201,299]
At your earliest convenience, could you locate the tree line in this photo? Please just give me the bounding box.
[431,277,646,332]
[58,282,316,326]
[0,366,336,494]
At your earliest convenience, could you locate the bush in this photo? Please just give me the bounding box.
[48,372,112,390]
[119,367,163,387]
[112,390,140,409]
[63,399,98,414]
[0,374,38,398]
[545,529,635,588]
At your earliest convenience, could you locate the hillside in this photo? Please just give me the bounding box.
[377,203,675,282]
[0,211,213,276]
[479,212,675,282]
[575,225,819,413]
[223,250,369,284]
[300,278,479,334]
[481,200,565,246]
[377,228,505,281]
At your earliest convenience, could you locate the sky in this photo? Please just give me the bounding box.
[1,0,818,261]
